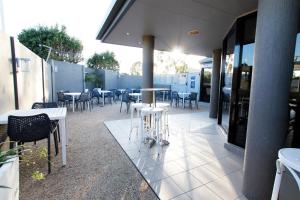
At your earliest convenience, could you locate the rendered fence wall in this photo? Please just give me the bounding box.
[51,60,84,99]
[0,33,15,113]
[14,40,47,109]
[0,34,52,113]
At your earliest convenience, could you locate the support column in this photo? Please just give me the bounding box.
[142,35,154,103]
[209,49,222,118]
[243,0,300,199]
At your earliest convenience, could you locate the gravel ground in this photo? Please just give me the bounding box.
[20,102,205,200]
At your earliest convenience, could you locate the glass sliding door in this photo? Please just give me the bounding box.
[219,25,236,132]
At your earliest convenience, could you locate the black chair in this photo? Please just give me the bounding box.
[7,114,54,173]
[57,92,70,107]
[179,94,191,108]
[31,102,60,155]
[120,92,135,113]
[76,92,92,111]
[115,90,121,100]
[170,91,179,107]
[189,92,198,109]
[92,89,102,104]
[105,90,114,105]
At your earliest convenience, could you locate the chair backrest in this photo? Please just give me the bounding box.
[31,102,45,109]
[57,92,65,101]
[190,92,198,100]
[32,102,58,109]
[171,91,178,98]
[7,114,51,142]
[44,102,59,108]
[92,88,101,97]
[79,92,89,101]
[122,92,130,102]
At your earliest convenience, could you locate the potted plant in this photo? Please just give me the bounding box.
[85,73,103,88]
[0,142,48,200]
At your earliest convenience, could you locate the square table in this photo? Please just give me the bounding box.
[64,92,81,112]
[0,108,68,166]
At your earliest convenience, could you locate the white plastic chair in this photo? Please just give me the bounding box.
[271,148,300,200]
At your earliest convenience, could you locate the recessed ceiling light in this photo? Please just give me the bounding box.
[126,32,131,36]
[138,41,141,45]
[188,29,200,36]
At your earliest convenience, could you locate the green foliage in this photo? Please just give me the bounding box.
[18,25,83,63]
[175,62,188,73]
[87,51,120,71]
[0,142,49,187]
[85,73,102,88]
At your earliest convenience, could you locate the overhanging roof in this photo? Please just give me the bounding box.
[97,0,258,57]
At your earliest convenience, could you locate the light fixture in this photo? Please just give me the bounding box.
[188,29,200,36]
[126,32,131,36]
[172,47,183,55]
[138,41,141,45]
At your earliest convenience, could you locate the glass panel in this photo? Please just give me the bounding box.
[221,29,235,131]
[292,33,300,93]
[242,43,254,66]
[200,68,212,102]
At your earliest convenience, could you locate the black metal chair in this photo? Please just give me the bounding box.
[120,92,135,113]
[115,90,121,100]
[189,92,198,109]
[57,92,70,107]
[170,91,179,107]
[76,92,92,111]
[105,90,114,105]
[31,102,60,155]
[92,89,102,104]
[7,114,54,173]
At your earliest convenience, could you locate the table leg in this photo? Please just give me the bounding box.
[183,96,185,108]
[163,91,165,102]
[72,96,75,112]
[103,95,105,107]
[59,118,67,166]
[153,91,156,107]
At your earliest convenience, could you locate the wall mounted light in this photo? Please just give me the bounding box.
[9,57,31,73]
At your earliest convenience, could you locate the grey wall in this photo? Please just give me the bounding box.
[52,60,84,98]
[117,74,142,89]
[104,70,118,89]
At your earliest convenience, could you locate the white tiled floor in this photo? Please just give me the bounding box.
[105,111,247,200]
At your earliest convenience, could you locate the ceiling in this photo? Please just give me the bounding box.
[98,0,258,57]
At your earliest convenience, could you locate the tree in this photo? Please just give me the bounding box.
[18,25,83,63]
[130,61,142,75]
[87,51,120,71]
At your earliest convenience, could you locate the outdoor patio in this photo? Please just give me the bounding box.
[105,104,245,200]
[17,102,245,200]
[18,102,200,200]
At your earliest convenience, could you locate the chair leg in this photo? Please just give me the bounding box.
[47,136,51,174]
[57,125,60,142]
[120,102,123,113]
[53,131,59,156]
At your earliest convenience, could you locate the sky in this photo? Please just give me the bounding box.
[2,0,203,73]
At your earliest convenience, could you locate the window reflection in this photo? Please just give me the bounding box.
[292,33,300,93]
